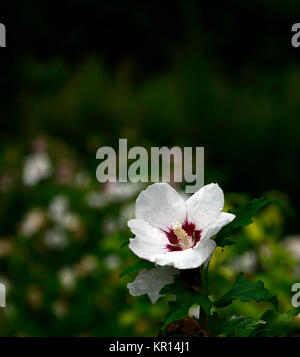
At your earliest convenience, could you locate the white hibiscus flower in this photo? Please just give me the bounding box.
[128,182,235,270]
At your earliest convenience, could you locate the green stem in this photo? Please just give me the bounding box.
[179,266,212,337]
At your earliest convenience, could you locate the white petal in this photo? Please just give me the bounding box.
[186,183,224,230]
[201,212,236,241]
[188,304,200,319]
[128,219,169,262]
[127,266,179,303]
[135,183,186,229]
[154,238,217,269]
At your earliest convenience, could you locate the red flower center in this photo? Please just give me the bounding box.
[162,218,202,252]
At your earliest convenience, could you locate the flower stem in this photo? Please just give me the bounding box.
[179,267,211,337]
[179,267,202,291]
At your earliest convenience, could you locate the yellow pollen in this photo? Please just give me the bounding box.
[172,222,193,249]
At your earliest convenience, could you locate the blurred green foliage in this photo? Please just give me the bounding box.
[0,134,299,336]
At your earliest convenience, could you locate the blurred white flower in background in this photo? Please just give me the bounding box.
[103,254,121,270]
[52,300,68,318]
[85,191,107,208]
[75,255,98,276]
[48,195,69,223]
[44,227,68,250]
[60,213,81,232]
[259,244,272,259]
[23,152,52,186]
[104,182,142,202]
[56,158,75,185]
[74,171,91,188]
[20,209,46,236]
[282,235,300,261]
[58,267,77,291]
[102,217,119,235]
[228,251,257,274]
[48,195,82,233]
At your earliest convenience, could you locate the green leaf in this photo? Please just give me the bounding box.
[214,197,270,247]
[119,260,156,278]
[225,315,265,337]
[213,273,278,309]
[161,280,212,332]
[252,307,300,337]
[209,312,265,337]
[120,240,129,248]
[207,312,226,336]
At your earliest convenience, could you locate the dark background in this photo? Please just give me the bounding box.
[1,2,300,221]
